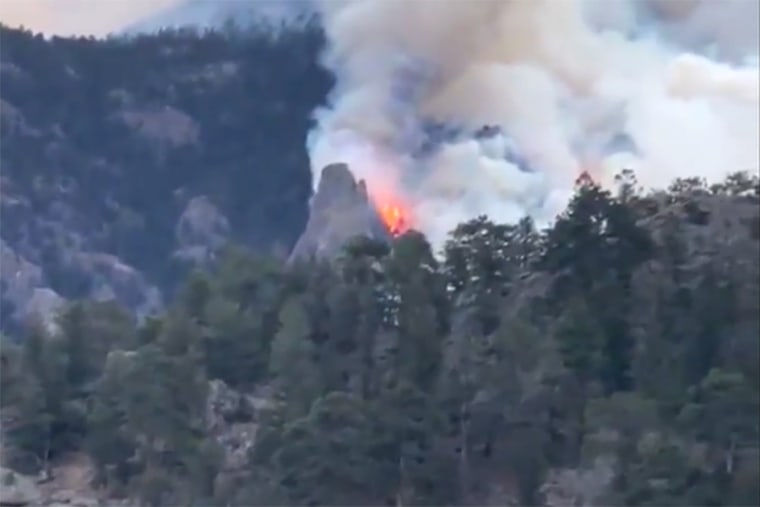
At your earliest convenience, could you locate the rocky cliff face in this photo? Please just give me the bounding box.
[289,163,391,261]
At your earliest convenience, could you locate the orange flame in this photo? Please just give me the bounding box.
[379,203,407,236]
[375,196,411,237]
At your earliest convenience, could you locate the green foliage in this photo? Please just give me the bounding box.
[541,174,655,394]
[57,301,137,389]
[271,392,383,505]
[269,295,323,417]
[0,169,757,506]
[86,332,214,502]
[172,249,288,387]
[679,369,759,474]
[556,297,606,389]
[0,338,51,473]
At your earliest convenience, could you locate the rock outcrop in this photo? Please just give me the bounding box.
[66,252,164,322]
[289,163,390,261]
[173,196,230,267]
[0,241,47,323]
[205,380,275,475]
[0,460,129,507]
[21,289,65,334]
[0,240,164,332]
[205,380,258,473]
[114,106,199,148]
[0,468,42,507]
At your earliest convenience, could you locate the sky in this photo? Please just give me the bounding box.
[0,0,181,37]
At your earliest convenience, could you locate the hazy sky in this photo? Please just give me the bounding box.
[0,0,182,37]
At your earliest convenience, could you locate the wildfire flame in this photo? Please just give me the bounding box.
[376,199,410,237]
[364,167,412,237]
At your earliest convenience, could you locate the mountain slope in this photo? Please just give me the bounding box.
[0,24,333,330]
[0,172,757,506]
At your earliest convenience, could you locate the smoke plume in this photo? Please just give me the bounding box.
[308,0,759,246]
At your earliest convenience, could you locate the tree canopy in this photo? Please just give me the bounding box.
[2,169,757,506]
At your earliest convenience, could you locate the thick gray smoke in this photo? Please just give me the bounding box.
[308,0,759,246]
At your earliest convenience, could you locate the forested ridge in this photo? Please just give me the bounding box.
[0,23,329,258]
[0,24,331,332]
[1,170,758,506]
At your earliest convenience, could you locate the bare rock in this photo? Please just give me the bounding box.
[216,422,258,473]
[289,163,390,261]
[0,468,42,506]
[205,380,253,433]
[541,456,616,507]
[115,106,199,148]
[0,100,39,137]
[46,489,98,507]
[30,453,109,507]
[68,252,163,320]
[181,61,240,85]
[205,381,257,470]
[21,289,65,334]
[173,196,230,266]
[0,240,46,320]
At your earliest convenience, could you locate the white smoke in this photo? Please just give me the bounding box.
[308,0,759,246]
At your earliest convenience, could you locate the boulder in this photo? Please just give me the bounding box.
[205,380,260,473]
[0,468,41,506]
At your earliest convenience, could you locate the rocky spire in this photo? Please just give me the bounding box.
[289,163,390,261]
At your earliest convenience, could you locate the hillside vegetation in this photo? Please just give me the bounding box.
[0,24,331,330]
[2,169,758,506]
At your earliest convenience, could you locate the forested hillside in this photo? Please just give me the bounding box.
[2,171,758,506]
[0,24,331,330]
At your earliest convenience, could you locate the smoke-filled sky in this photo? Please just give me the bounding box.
[0,0,182,36]
[2,0,758,246]
[308,0,760,245]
